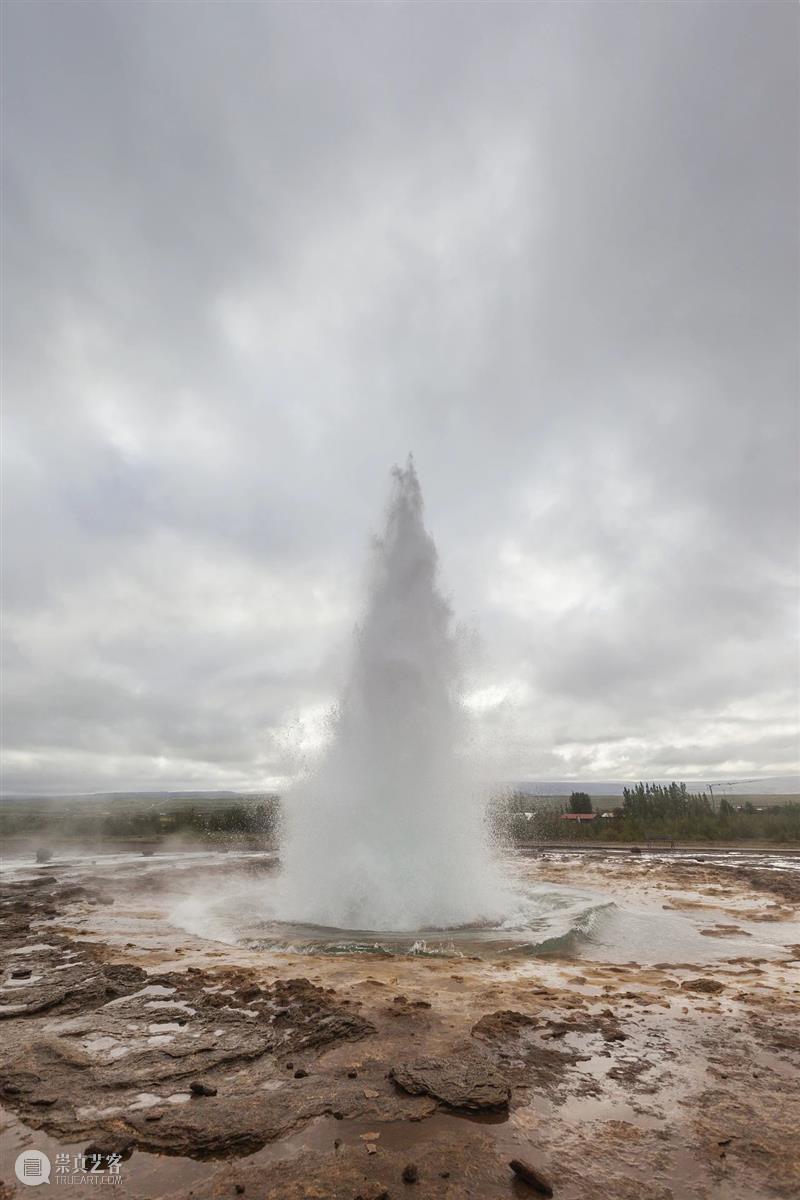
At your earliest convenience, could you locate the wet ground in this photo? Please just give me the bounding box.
[1,848,798,1199]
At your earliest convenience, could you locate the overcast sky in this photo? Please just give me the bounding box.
[2,1,798,795]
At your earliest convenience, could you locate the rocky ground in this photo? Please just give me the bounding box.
[1,852,798,1199]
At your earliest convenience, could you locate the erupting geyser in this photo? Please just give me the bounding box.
[278,458,507,932]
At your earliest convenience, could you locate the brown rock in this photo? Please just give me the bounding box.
[509,1158,554,1196]
[471,1010,536,1040]
[189,1081,218,1097]
[84,1138,136,1163]
[390,1053,510,1112]
[682,978,724,994]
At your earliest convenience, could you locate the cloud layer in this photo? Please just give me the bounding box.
[3,1,798,792]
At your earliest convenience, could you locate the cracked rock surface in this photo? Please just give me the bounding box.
[389,1053,510,1111]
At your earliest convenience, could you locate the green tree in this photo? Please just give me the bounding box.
[569,791,593,814]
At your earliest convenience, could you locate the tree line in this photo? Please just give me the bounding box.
[502,782,800,844]
[0,797,280,843]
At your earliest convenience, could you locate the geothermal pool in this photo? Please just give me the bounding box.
[162,848,800,963]
[4,845,797,965]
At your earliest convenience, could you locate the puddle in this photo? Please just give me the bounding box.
[0,1105,213,1198]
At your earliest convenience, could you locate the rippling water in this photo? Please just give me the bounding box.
[164,849,800,964]
[4,846,798,964]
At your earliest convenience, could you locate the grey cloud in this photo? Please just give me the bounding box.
[2,1,797,792]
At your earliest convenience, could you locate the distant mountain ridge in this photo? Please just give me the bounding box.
[3,777,798,803]
[1,790,275,804]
